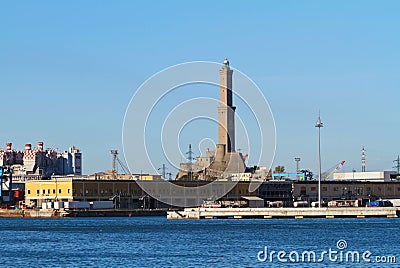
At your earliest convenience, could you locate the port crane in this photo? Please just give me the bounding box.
[109,150,131,178]
[321,160,346,180]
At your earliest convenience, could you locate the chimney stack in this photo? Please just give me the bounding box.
[6,143,12,151]
[25,143,32,150]
[38,142,44,151]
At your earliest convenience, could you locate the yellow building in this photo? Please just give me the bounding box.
[25,177,148,208]
[25,178,74,207]
[24,177,259,209]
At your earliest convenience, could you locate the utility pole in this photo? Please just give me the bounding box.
[237,148,242,180]
[315,112,323,208]
[158,164,167,180]
[186,144,195,181]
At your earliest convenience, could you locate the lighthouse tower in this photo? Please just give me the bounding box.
[210,58,245,177]
[218,58,236,153]
[177,58,246,180]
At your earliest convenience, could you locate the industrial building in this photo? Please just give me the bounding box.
[293,181,400,204]
[178,148,215,179]
[0,142,83,206]
[23,177,400,209]
[24,174,162,208]
[25,178,260,209]
[0,142,82,179]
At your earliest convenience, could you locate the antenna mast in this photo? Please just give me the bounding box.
[362,146,366,172]
[394,155,400,174]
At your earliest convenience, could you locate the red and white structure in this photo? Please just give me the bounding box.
[0,141,82,178]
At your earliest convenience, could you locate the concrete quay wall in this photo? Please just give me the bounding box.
[167,207,400,220]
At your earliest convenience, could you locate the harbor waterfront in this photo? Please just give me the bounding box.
[0,208,167,218]
[0,216,398,267]
[2,179,400,218]
[2,59,400,218]
[3,1,400,267]
[1,60,400,219]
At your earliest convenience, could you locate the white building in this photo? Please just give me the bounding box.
[60,146,82,175]
[334,171,396,182]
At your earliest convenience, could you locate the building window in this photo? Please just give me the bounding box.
[59,189,62,194]
[42,190,46,194]
[333,187,339,191]
[68,189,71,194]
[322,187,328,191]
[28,190,31,194]
[300,187,306,195]
[48,189,50,194]
[311,187,316,191]
[37,190,39,194]
[53,189,55,194]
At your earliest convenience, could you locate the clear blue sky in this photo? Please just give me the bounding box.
[1,1,399,175]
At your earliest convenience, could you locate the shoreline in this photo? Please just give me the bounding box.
[0,208,169,218]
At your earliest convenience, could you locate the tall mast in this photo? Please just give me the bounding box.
[315,112,324,208]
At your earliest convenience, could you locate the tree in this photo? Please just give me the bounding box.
[274,166,285,173]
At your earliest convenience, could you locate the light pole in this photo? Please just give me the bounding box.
[294,157,301,173]
[237,148,242,180]
[55,175,58,202]
[158,164,167,180]
[315,112,323,208]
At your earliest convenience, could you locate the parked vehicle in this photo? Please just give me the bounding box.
[293,201,308,208]
[366,200,393,207]
[269,201,284,208]
[328,200,359,208]
[311,201,327,208]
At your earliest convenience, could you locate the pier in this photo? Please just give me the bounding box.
[167,207,400,220]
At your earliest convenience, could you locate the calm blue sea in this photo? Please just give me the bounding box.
[0,217,398,267]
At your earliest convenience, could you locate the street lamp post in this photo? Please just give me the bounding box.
[315,113,324,208]
[237,148,242,180]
